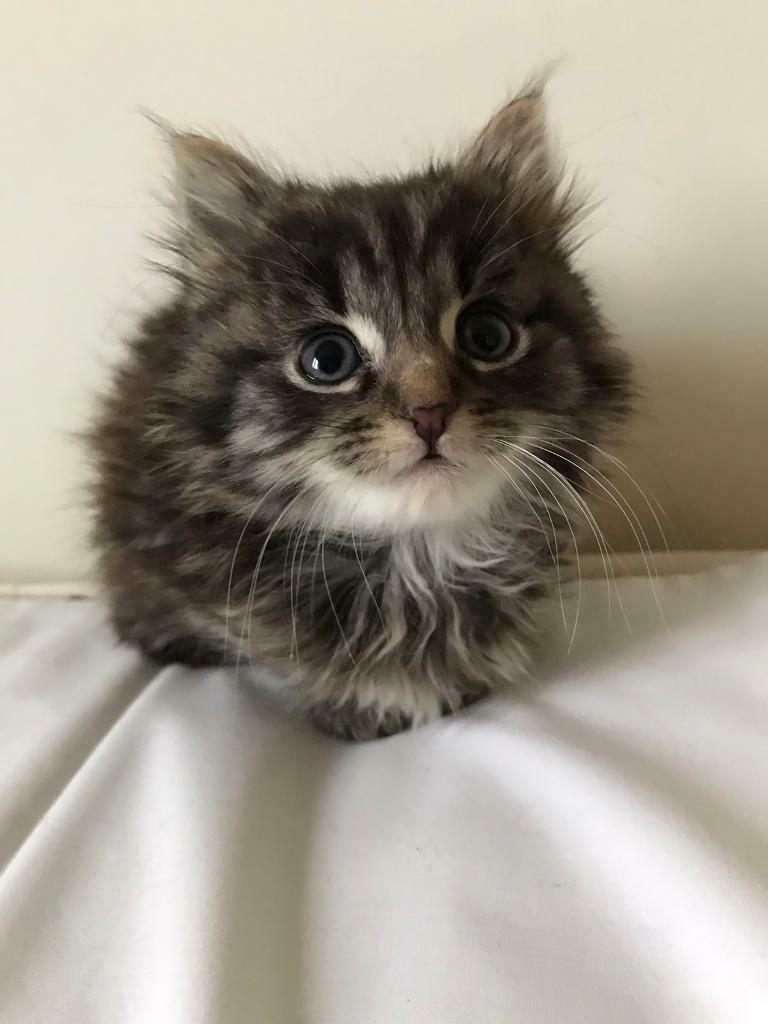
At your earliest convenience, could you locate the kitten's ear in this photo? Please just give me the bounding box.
[462,79,554,190]
[164,127,275,235]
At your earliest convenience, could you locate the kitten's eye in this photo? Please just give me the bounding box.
[299,329,362,384]
[457,305,517,363]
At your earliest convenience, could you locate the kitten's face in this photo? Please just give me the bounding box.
[170,94,629,534]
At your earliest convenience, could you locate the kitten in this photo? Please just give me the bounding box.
[88,82,631,741]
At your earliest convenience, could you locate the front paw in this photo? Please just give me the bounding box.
[308,683,489,742]
[136,633,227,668]
[309,702,414,742]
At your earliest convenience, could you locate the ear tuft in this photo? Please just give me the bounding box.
[170,133,267,217]
[146,114,275,233]
[462,74,555,189]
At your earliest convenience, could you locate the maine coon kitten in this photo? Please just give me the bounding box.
[88,83,631,741]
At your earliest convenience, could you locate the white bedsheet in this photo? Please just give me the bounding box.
[1,556,767,1023]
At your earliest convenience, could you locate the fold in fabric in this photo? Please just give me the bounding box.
[1,556,767,1023]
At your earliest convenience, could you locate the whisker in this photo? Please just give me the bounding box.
[224,478,284,656]
[537,427,672,559]
[476,177,565,257]
[484,451,568,638]
[287,510,317,664]
[505,444,631,632]
[258,223,323,277]
[321,532,356,666]
[235,486,308,681]
[529,440,661,571]
[479,225,562,277]
[461,195,491,256]
[307,522,326,628]
[290,496,324,663]
[282,519,302,595]
[502,444,638,632]
[351,530,385,628]
[464,193,509,256]
[246,253,318,288]
[519,441,666,626]
[496,449,583,650]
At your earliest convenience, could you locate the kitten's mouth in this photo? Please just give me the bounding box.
[396,452,456,480]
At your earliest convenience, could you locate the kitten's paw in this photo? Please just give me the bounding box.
[309,702,414,742]
[136,634,227,669]
[457,689,488,710]
[309,683,491,741]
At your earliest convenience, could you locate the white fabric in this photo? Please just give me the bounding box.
[1,557,768,1022]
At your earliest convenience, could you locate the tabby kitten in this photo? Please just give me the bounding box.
[88,83,630,740]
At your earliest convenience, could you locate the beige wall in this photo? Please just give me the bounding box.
[2,0,766,583]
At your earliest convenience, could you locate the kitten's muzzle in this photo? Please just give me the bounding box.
[403,400,457,449]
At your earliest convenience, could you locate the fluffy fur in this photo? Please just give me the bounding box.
[87,83,631,740]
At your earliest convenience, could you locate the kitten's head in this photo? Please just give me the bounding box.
[164,83,630,534]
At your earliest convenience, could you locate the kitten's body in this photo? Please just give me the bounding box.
[89,85,630,740]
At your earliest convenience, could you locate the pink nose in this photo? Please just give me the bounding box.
[405,402,456,447]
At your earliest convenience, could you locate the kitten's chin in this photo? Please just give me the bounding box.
[308,457,504,533]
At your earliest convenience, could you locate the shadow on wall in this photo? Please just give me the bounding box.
[591,337,767,559]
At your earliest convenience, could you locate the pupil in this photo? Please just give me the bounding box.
[474,322,498,352]
[314,339,344,375]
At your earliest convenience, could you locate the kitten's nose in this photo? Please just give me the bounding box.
[405,401,456,447]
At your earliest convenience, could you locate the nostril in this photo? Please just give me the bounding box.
[412,416,441,445]
[405,401,456,446]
